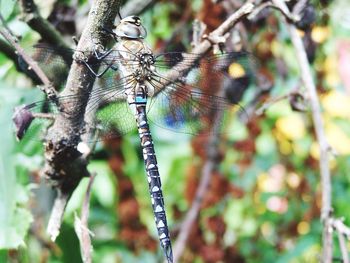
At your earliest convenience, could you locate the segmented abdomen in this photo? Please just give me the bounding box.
[135,102,173,262]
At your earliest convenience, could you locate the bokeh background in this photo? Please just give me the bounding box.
[1,0,350,262]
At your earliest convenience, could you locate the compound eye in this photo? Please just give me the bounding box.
[131,16,141,25]
[114,16,147,39]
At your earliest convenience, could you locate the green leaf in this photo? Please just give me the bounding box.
[89,161,116,207]
[256,132,277,156]
[0,87,32,249]
[54,223,83,263]
[265,100,293,119]
[0,0,16,20]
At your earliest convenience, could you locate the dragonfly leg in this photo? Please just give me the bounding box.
[93,46,114,60]
[80,58,115,78]
[78,46,117,77]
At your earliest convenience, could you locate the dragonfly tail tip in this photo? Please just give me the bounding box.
[163,243,173,263]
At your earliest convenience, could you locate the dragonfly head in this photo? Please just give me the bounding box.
[114,16,147,39]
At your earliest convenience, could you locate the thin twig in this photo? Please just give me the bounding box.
[292,0,309,17]
[19,0,69,49]
[332,218,350,263]
[161,2,255,93]
[247,0,297,22]
[172,116,222,263]
[32,113,55,119]
[255,89,302,115]
[74,173,96,263]
[0,14,57,100]
[47,192,70,241]
[272,0,333,262]
[332,218,350,239]
[169,4,258,262]
[337,232,349,263]
[191,20,207,48]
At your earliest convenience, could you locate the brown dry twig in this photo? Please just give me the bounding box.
[19,0,69,49]
[0,14,58,100]
[74,173,96,263]
[171,2,256,262]
[161,2,255,94]
[255,89,304,115]
[271,0,333,262]
[330,217,350,263]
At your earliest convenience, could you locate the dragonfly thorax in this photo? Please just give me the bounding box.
[114,37,156,100]
[139,53,155,68]
[132,68,153,83]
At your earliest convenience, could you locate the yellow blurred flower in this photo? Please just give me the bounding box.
[276,114,306,140]
[257,173,269,192]
[297,29,305,37]
[326,123,350,155]
[322,90,350,118]
[310,142,320,159]
[323,56,341,87]
[286,172,301,189]
[271,40,282,57]
[297,221,310,235]
[228,62,246,78]
[279,140,293,155]
[311,26,330,43]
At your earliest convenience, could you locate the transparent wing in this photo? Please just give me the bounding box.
[14,75,137,143]
[153,50,255,105]
[85,76,137,139]
[144,51,254,135]
[31,43,139,64]
[146,74,245,136]
[154,50,256,75]
[19,44,140,86]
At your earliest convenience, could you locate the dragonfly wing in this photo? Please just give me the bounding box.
[91,100,136,139]
[15,75,136,142]
[84,75,137,139]
[20,44,137,86]
[154,51,255,105]
[146,75,243,135]
[154,50,256,77]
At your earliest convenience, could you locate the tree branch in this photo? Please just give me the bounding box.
[161,2,255,92]
[169,3,256,262]
[332,218,350,263]
[0,15,57,100]
[271,0,333,262]
[0,38,18,64]
[0,37,44,84]
[44,0,120,241]
[19,0,69,49]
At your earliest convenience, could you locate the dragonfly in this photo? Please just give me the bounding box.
[14,15,253,263]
